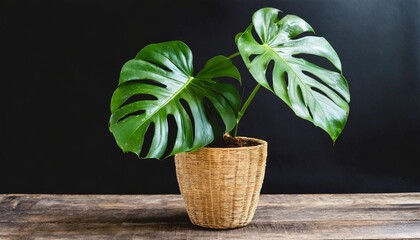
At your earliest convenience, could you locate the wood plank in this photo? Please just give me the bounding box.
[0,194,419,239]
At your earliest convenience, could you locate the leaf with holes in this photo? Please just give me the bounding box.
[237,7,350,141]
[109,41,241,159]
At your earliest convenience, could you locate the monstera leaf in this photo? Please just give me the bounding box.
[109,41,241,159]
[237,8,350,141]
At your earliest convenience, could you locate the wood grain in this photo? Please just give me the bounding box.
[1,193,420,239]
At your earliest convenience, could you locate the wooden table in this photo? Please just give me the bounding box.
[1,193,420,239]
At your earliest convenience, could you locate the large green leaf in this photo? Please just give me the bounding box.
[109,41,241,159]
[237,7,350,141]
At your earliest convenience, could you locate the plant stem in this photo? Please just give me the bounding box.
[237,84,261,124]
[232,84,261,137]
[228,52,240,59]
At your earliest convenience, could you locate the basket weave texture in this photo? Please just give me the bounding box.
[175,137,268,229]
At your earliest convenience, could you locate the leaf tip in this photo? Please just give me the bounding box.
[331,136,337,146]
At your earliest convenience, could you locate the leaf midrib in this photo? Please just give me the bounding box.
[262,43,328,121]
[126,76,195,140]
[261,42,342,139]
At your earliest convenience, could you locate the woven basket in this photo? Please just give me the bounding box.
[175,137,268,229]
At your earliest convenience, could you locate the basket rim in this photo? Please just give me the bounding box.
[200,136,267,150]
[203,136,267,149]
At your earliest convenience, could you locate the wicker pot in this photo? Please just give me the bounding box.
[175,137,268,229]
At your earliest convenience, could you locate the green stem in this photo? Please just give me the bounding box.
[232,84,261,137]
[237,84,261,124]
[228,52,240,59]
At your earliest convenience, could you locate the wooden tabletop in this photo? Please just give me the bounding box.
[1,193,420,239]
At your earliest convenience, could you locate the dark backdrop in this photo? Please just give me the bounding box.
[1,0,419,194]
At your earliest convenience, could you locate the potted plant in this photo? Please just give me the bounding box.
[109,7,350,229]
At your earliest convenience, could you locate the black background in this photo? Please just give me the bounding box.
[1,0,419,194]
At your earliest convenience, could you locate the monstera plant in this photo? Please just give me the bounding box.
[109,7,350,229]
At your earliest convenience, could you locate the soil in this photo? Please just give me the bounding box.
[208,134,261,148]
